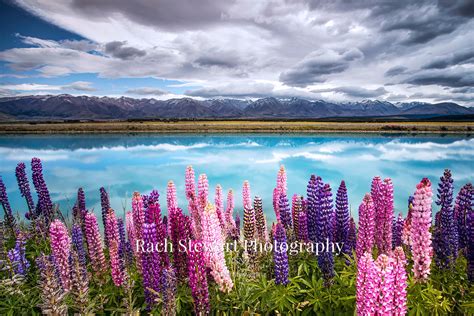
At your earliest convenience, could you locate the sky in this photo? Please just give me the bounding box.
[0,0,473,105]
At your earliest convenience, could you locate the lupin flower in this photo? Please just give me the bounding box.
[71,224,87,277]
[374,178,394,254]
[242,180,252,210]
[117,217,133,267]
[187,239,210,315]
[297,210,308,242]
[356,194,375,260]
[84,212,107,274]
[167,181,178,216]
[291,194,302,238]
[279,193,292,230]
[162,267,177,316]
[273,223,289,285]
[410,178,433,282]
[198,174,209,210]
[273,187,280,221]
[335,181,350,253]
[235,213,241,238]
[392,213,404,249]
[402,196,414,246]
[107,210,126,286]
[318,183,335,284]
[254,196,268,242]
[468,202,474,282]
[201,203,233,291]
[435,169,458,268]
[0,176,16,232]
[125,211,136,256]
[170,207,190,280]
[356,252,377,315]
[0,222,4,261]
[69,249,89,314]
[15,162,35,216]
[371,176,383,250]
[132,192,145,270]
[224,189,237,239]
[100,187,111,246]
[31,157,53,222]
[306,175,324,243]
[37,255,67,315]
[455,183,473,251]
[185,165,196,201]
[141,222,163,308]
[346,217,357,255]
[49,219,71,291]
[374,254,395,315]
[77,187,86,220]
[214,185,226,231]
[273,165,287,221]
[143,189,160,210]
[392,247,408,316]
[7,236,30,275]
[243,205,256,241]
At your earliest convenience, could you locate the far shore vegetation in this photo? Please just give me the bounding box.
[0,119,473,134]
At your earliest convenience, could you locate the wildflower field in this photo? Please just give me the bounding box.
[0,158,473,315]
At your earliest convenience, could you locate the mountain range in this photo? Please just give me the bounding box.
[0,95,472,121]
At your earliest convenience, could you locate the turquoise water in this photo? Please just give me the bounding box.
[0,134,473,223]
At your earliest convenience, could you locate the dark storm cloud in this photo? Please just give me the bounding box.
[313,86,388,98]
[404,70,474,88]
[421,49,474,69]
[71,0,233,30]
[193,56,240,69]
[279,48,364,87]
[305,0,473,45]
[104,41,146,60]
[384,66,408,77]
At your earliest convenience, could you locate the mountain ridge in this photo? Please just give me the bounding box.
[0,94,472,121]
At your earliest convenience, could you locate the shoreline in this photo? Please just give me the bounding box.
[0,120,473,134]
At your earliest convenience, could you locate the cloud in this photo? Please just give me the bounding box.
[421,48,474,69]
[0,82,96,92]
[63,81,96,91]
[279,48,364,87]
[185,82,275,98]
[104,41,146,59]
[70,0,232,31]
[0,83,62,91]
[403,69,474,88]
[126,87,169,95]
[384,66,408,77]
[313,86,388,98]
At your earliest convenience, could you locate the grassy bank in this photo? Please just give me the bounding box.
[0,120,473,134]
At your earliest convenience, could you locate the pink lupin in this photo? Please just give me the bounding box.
[410,178,433,282]
[49,219,72,291]
[84,212,107,274]
[242,180,252,210]
[356,194,375,260]
[356,252,377,315]
[107,210,125,286]
[215,185,226,231]
[375,254,395,314]
[167,180,178,216]
[392,247,408,315]
[201,203,233,292]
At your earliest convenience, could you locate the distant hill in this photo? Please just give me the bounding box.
[0,94,472,121]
